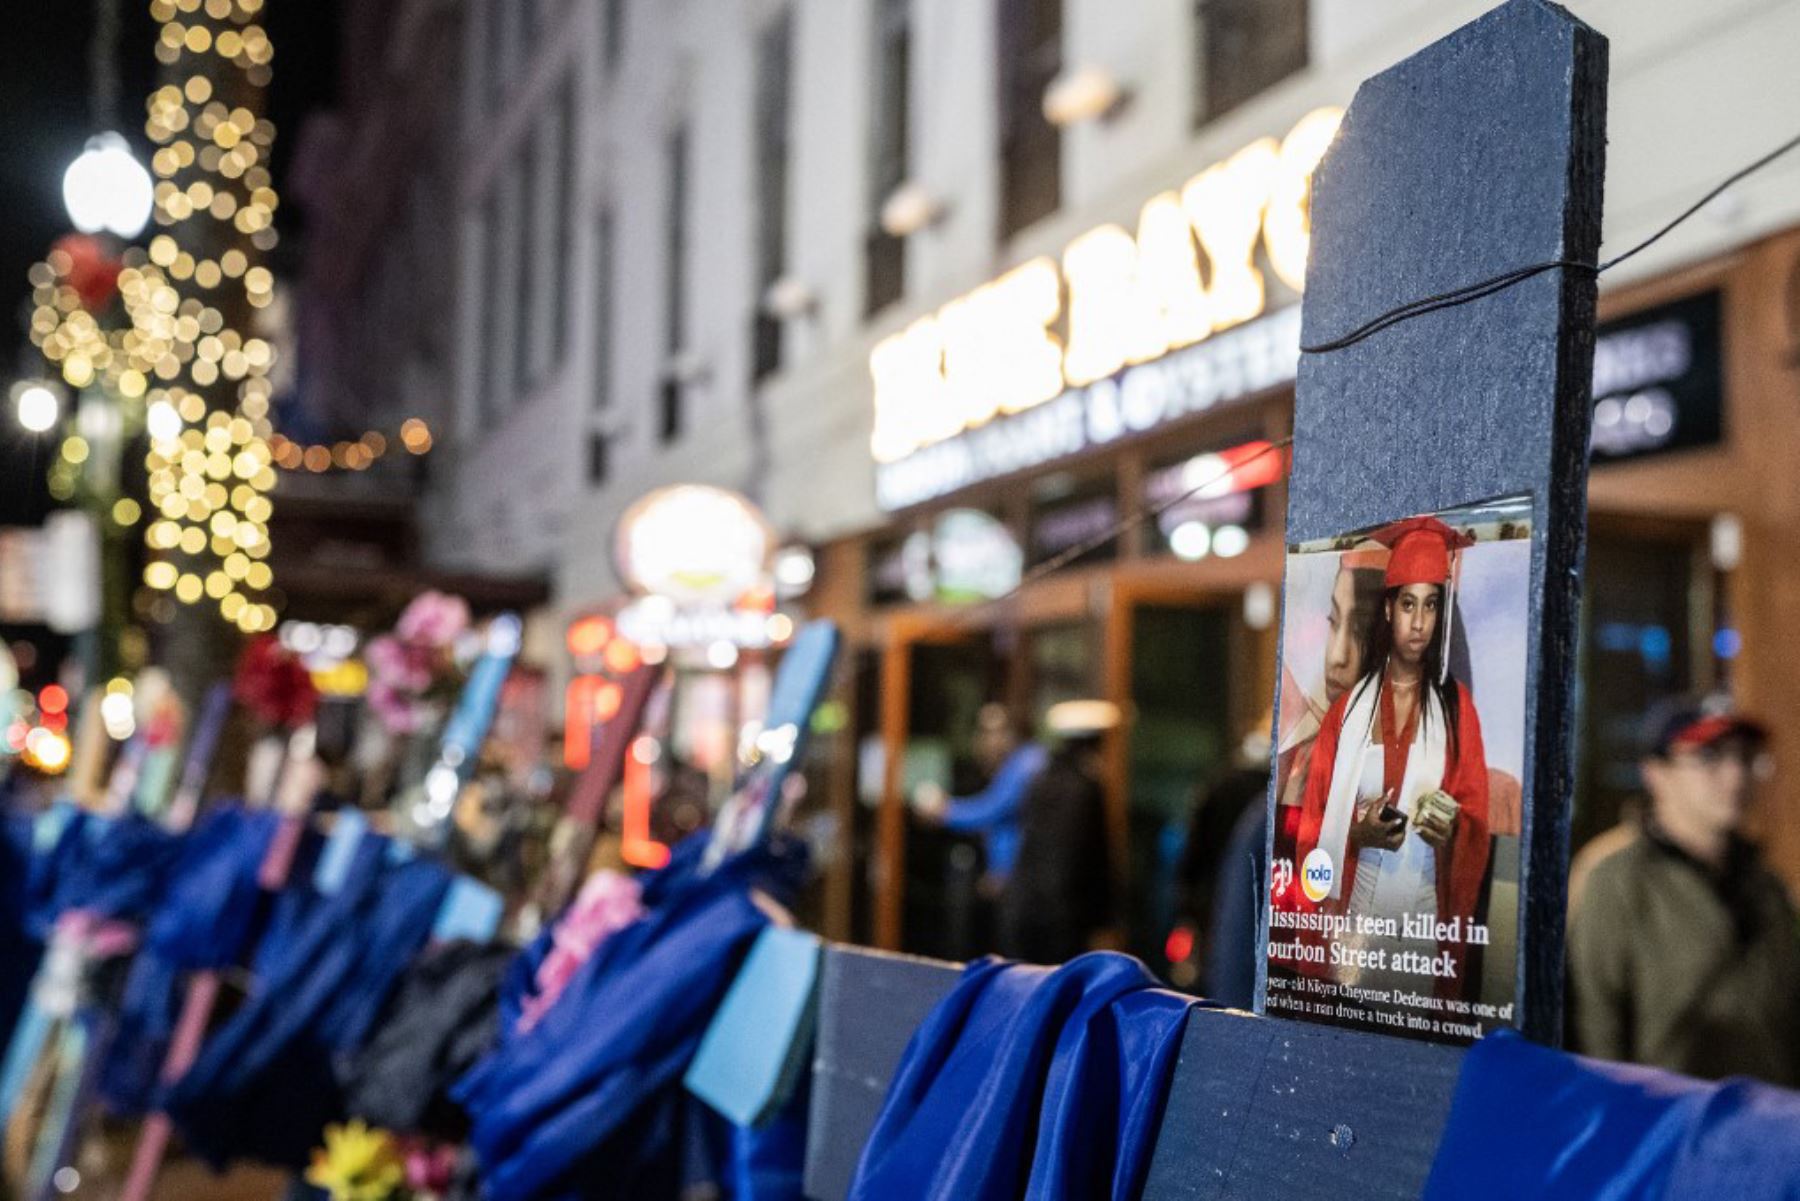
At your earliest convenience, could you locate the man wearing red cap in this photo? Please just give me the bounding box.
[1568,700,1800,1085]
[1292,515,1492,1000]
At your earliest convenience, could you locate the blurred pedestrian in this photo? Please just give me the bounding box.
[999,700,1119,964]
[1168,718,1270,992]
[913,703,1047,892]
[1567,698,1800,1085]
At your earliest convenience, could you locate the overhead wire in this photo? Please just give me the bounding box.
[1299,129,1800,353]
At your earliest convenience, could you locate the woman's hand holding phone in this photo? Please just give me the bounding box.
[1350,791,1407,852]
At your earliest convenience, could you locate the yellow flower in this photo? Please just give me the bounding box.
[305,1120,406,1201]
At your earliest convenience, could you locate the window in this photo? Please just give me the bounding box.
[602,0,627,73]
[658,378,683,443]
[587,430,610,485]
[593,206,614,411]
[996,0,1062,241]
[490,0,525,109]
[752,9,793,382]
[551,78,578,371]
[1195,0,1308,125]
[864,0,909,316]
[481,186,510,425]
[661,122,689,443]
[513,136,537,396]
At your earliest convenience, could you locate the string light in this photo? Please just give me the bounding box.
[134,0,283,635]
[267,421,433,474]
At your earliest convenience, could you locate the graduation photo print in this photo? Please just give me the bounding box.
[1264,496,1530,1044]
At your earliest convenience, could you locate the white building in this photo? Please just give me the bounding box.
[338,0,1800,942]
[431,0,1800,605]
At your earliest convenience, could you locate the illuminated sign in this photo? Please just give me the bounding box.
[615,484,774,605]
[563,614,641,772]
[1145,439,1287,560]
[1590,290,1721,462]
[870,107,1341,509]
[605,483,797,658]
[615,595,785,651]
[867,509,1023,606]
[876,308,1300,510]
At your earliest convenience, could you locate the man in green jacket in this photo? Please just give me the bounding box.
[1568,700,1800,1086]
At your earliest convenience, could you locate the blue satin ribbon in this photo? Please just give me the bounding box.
[847,952,1201,1201]
[162,831,452,1167]
[453,832,807,1201]
[1424,1028,1800,1199]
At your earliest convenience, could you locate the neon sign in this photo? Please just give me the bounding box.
[870,107,1341,508]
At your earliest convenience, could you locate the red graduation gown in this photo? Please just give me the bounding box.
[1293,683,1492,995]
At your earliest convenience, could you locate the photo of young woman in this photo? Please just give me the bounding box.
[1294,515,1493,998]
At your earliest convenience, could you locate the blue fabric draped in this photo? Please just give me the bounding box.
[453,832,807,1201]
[100,807,282,1115]
[24,808,184,934]
[847,952,1200,1201]
[162,831,452,1168]
[1424,1028,1800,1199]
[497,924,553,1036]
[724,1070,810,1201]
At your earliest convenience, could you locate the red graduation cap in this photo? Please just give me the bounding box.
[1372,515,1474,588]
[1369,515,1475,682]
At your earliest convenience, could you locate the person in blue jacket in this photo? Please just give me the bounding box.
[913,704,1047,891]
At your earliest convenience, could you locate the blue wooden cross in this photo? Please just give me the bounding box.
[800,3,1607,1197]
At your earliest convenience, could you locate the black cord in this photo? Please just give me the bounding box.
[1301,129,1800,354]
[936,436,1294,627]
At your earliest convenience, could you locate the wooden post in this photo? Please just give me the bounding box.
[1261,0,1606,1047]
[873,622,915,951]
[805,7,1610,1199]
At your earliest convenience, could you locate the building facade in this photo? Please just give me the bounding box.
[283,0,548,625]
[346,0,1800,946]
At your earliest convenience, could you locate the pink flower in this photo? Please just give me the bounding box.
[401,1138,459,1193]
[396,591,471,649]
[518,871,646,1031]
[366,679,423,735]
[365,636,427,687]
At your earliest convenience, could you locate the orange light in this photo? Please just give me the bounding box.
[566,615,613,659]
[602,639,640,674]
[563,676,597,771]
[593,682,622,722]
[619,748,670,869]
[38,685,69,715]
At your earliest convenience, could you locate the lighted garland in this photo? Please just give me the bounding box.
[136,0,281,635]
[269,419,434,474]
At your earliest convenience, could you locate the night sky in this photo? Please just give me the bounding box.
[0,0,339,526]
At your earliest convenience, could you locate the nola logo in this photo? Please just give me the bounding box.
[1272,857,1295,896]
[1301,848,1335,903]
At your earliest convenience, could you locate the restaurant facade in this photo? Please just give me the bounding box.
[404,0,1800,954]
